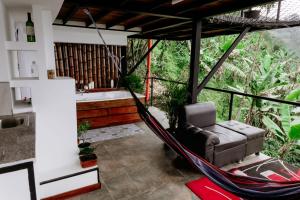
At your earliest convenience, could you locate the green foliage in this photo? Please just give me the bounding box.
[78,121,90,142]
[79,147,95,155]
[156,83,187,131]
[130,31,300,166]
[124,74,144,93]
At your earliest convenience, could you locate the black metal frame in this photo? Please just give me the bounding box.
[0,161,37,200]
[196,27,251,94]
[148,76,300,120]
[40,167,100,185]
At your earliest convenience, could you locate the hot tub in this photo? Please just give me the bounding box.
[76,90,145,129]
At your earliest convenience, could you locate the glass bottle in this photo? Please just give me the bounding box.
[26,13,35,42]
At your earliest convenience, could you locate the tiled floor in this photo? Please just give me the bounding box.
[71,122,267,200]
[71,122,200,200]
[70,107,268,200]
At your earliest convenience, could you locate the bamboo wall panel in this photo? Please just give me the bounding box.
[54,43,123,88]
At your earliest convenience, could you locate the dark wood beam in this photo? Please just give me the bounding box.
[106,14,135,29]
[139,26,192,39]
[196,27,251,94]
[62,4,80,25]
[125,16,158,30]
[85,0,133,27]
[127,40,160,75]
[85,10,111,27]
[142,21,192,35]
[66,0,191,20]
[188,20,202,104]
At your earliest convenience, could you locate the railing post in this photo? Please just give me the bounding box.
[150,77,154,106]
[228,93,234,120]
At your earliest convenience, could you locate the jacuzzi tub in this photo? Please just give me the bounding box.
[76,90,144,102]
[76,90,145,128]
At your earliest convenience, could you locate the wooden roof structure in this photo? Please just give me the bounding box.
[55,0,300,40]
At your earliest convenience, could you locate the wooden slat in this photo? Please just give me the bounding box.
[101,46,106,87]
[77,97,145,110]
[77,105,138,119]
[96,45,101,88]
[82,44,88,85]
[54,42,123,88]
[92,44,97,88]
[57,43,64,76]
[78,44,84,83]
[68,43,75,78]
[73,44,80,81]
[106,47,111,87]
[78,113,141,129]
[87,44,93,83]
[54,44,59,75]
[63,44,70,76]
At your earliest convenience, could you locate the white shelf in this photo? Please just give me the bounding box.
[13,101,33,114]
[11,77,39,81]
[5,41,38,51]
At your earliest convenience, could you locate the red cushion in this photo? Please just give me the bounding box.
[186,177,243,200]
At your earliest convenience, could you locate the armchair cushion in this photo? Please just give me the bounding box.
[203,125,247,152]
[183,102,216,128]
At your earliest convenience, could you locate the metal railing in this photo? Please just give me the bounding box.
[148,76,300,120]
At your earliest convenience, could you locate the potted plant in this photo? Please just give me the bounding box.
[77,121,90,145]
[156,83,188,133]
[77,121,97,168]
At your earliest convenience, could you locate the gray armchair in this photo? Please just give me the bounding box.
[176,102,265,167]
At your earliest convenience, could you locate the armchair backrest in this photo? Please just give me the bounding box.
[182,102,216,128]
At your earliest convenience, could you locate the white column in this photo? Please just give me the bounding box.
[0,0,10,81]
[32,5,55,80]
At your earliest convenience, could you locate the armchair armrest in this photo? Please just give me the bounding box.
[175,123,220,161]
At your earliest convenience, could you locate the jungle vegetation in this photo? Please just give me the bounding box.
[127,31,300,167]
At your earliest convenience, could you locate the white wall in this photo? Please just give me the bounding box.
[0,169,31,200]
[0,0,10,81]
[53,25,132,46]
[28,79,78,174]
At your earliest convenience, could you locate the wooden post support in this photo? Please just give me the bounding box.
[187,20,202,104]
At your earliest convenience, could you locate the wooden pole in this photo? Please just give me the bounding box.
[187,20,202,104]
[145,39,152,103]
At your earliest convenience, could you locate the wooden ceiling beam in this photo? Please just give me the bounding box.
[85,0,133,27]
[125,16,158,30]
[85,9,111,27]
[106,14,136,29]
[142,21,192,35]
[62,4,80,25]
[65,0,191,20]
